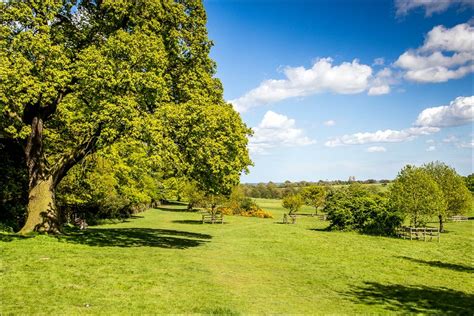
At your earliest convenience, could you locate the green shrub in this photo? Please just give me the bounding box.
[324,184,402,235]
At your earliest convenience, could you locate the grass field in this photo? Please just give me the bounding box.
[1,199,473,314]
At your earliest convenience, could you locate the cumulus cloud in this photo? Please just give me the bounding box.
[367,146,387,153]
[229,58,376,112]
[395,23,474,83]
[249,111,315,154]
[415,96,474,127]
[426,145,436,152]
[443,135,459,143]
[457,140,474,148]
[420,23,474,53]
[323,120,336,127]
[373,57,385,66]
[325,95,473,147]
[395,0,473,16]
[368,85,391,96]
[368,68,396,95]
[325,126,439,147]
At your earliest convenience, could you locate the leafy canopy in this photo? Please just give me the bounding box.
[282,193,304,214]
[389,165,445,227]
[0,0,251,195]
[301,185,327,212]
[422,161,471,218]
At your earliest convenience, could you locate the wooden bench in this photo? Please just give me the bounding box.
[202,212,224,224]
[283,213,327,224]
[299,213,314,217]
[447,215,469,222]
[283,213,297,224]
[397,226,440,242]
[314,214,327,221]
[73,218,88,230]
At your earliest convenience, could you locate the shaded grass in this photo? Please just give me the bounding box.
[1,199,473,314]
[398,256,474,273]
[58,227,211,248]
[347,282,474,315]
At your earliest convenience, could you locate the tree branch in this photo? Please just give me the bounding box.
[52,123,103,187]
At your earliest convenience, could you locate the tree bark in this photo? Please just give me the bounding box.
[438,214,444,233]
[18,116,102,234]
[19,176,60,234]
[19,116,61,234]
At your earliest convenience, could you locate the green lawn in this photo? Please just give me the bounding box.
[1,200,473,314]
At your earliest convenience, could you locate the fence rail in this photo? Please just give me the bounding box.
[397,226,440,242]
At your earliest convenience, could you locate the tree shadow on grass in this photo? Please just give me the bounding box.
[156,206,198,213]
[398,256,474,273]
[308,227,331,232]
[172,220,229,225]
[346,282,474,315]
[172,220,204,225]
[58,228,211,249]
[0,233,32,242]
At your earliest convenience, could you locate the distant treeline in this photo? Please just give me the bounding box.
[241,179,392,199]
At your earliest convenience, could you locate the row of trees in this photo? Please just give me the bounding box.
[0,0,252,233]
[279,162,471,235]
[242,179,390,200]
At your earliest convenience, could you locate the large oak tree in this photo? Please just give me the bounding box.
[1,0,251,233]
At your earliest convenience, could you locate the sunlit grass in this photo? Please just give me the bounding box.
[1,200,473,314]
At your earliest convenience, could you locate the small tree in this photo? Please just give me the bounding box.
[202,194,227,215]
[389,165,445,227]
[182,181,205,211]
[422,161,471,232]
[301,185,327,214]
[282,194,304,214]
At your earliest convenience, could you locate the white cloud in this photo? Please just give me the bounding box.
[403,64,474,83]
[325,126,439,147]
[368,85,390,96]
[323,120,336,127]
[249,111,315,154]
[443,135,459,143]
[415,96,474,127]
[426,145,436,152]
[229,58,374,112]
[367,146,387,153]
[457,140,474,148]
[395,23,474,83]
[368,68,397,95]
[426,139,435,144]
[420,23,474,53]
[325,95,473,147]
[373,57,385,66]
[395,0,473,16]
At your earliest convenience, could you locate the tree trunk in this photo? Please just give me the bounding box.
[438,214,444,233]
[19,176,60,234]
[18,97,101,234]
[19,116,61,234]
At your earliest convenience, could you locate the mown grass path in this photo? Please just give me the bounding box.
[1,199,473,314]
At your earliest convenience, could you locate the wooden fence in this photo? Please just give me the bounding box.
[397,226,440,242]
[447,215,469,222]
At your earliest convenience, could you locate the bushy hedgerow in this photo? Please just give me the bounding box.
[57,141,165,225]
[324,184,403,235]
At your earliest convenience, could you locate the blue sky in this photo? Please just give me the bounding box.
[204,0,473,182]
